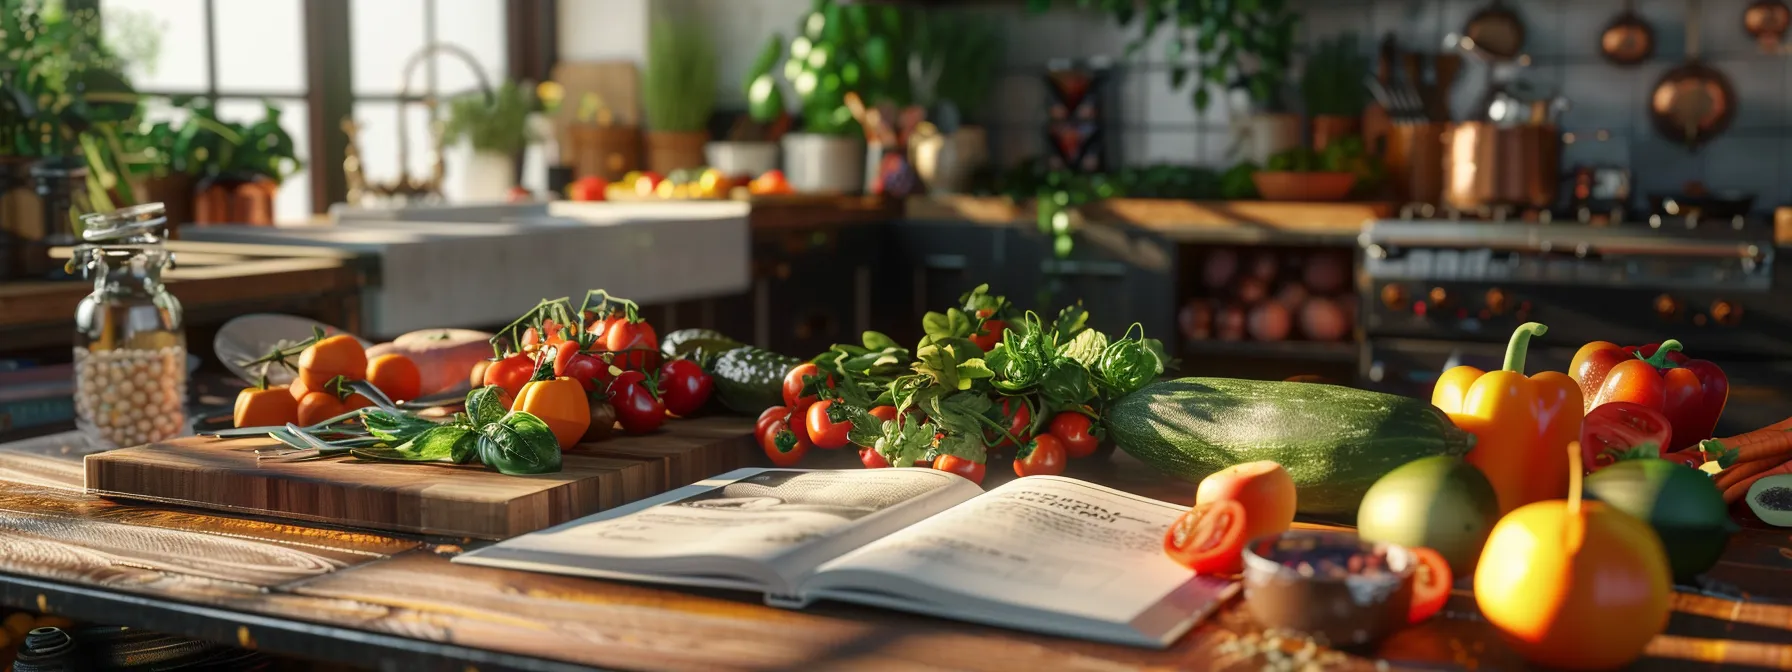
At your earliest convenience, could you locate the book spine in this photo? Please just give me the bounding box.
[0,397,77,432]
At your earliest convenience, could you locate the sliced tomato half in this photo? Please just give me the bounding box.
[1581,401,1673,472]
[1162,500,1248,575]
[1408,546,1453,624]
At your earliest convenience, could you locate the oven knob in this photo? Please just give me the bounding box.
[1711,300,1742,326]
[1484,288,1509,315]
[1428,287,1452,310]
[1381,284,1408,311]
[1655,294,1681,321]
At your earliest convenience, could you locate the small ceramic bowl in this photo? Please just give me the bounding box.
[1241,530,1416,648]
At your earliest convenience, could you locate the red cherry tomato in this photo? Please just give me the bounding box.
[1162,500,1249,574]
[522,319,570,351]
[757,406,791,437]
[567,176,607,201]
[986,397,1032,448]
[868,405,898,424]
[859,446,891,469]
[555,349,612,392]
[658,359,714,416]
[760,417,809,467]
[1014,435,1068,477]
[933,455,986,484]
[805,400,854,450]
[781,363,834,414]
[1580,401,1673,472]
[607,370,666,434]
[604,319,660,370]
[1048,412,1103,459]
[481,353,536,400]
[585,313,622,341]
[1408,547,1454,624]
[969,309,1007,352]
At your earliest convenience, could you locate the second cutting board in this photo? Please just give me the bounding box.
[84,416,755,540]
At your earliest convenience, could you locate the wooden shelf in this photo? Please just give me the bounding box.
[1181,338,1360,363]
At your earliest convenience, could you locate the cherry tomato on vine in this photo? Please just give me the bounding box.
[522,319,570,352]
[604,319,660,370]
[868,405,898,424]
[1048,412,1103,459]
[933,455,986,484]
[555,348,612,392]
[757,406,791,437]
[986,397,1032,448]
[760,417,809,467]
[607,370,666,434]
[1163,500,1248,574]
[859,446,891,469]
[969,308,1007,353]
[482,353,536,400]
[1014,435,1068,477]
[658,359,714,416]
[782,363,834,413]
[805,400,854,449]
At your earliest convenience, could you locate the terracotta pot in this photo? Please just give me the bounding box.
[645,130,710,174]
[568,124,641,181]
[1310,115,1362,151]
[143,173,197,237]
[1251,171,1357,202]
[193,173,277,225]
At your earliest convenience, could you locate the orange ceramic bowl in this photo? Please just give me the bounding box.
[1251,171,1357,202]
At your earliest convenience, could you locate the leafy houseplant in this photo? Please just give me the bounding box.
[709,35,787,179]
[443,80,537,157]
[1026,0,1299,113]
[1301,33,1369,150]
[643,19,717,174]
[180,100,304,224]
[906,10,1003,193]
[777,0,913,193]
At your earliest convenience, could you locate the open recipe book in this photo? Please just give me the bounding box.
[454,468,1238,648]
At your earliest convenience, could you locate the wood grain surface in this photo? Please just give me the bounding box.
[0,435,1788,670]
[84,416,755,540]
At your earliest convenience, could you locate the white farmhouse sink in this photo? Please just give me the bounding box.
[181,202,750,338]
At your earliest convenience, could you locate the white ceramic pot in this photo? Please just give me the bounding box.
[910,126,989,194]
[704,141,781,180]
[781,133,865,194]
[445,141,515,203]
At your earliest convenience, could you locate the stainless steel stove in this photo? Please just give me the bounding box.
[1358,216,1788,435]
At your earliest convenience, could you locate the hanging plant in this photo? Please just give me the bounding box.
[1026,0,1300,111]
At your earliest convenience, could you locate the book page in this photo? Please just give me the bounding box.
[457,468,980,591]
[809,476,1211,625]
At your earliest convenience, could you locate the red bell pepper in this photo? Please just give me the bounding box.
[1569,339,1729,451]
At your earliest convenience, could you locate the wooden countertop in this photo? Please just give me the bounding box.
[905,195,1391,245]
[0,430,1786,671]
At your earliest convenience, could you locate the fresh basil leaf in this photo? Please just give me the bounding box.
[1050,304,1090,340]
[921,311,953,339]
[862,331,900,351]
[450,430,481,464]
[466,386,508,428]
[1040,357,1094,406]
[956,358,995,389]
[1060,329,1109,369]
[400,425,473,460]
[478,412,563,475]
[846,412,886,448]
[362,409,441,444]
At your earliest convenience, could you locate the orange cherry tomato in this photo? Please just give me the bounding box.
[234,383,299,428]
[366,353,422,402]
[296,391,348,426]
[1163,500,1249,575]
[482,353,536,401]
[933,455,986,484]
[298,335,367,389]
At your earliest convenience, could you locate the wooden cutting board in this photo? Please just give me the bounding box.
[83,416,754,540]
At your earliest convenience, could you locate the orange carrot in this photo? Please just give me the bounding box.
[1714,457,1780,491]
[1702,428,1792,467]
[1723,459,1792,505]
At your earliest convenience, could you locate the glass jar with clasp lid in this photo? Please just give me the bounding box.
[70,203,188,451]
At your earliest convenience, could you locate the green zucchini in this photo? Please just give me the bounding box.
[1107,377,1475,516]
[711,346,801,414]
[661,329,741,357]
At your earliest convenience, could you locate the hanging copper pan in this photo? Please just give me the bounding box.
[1649,0,1734,149]
[1600,0,1654,66]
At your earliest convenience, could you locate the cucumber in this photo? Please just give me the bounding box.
[711,346,802,414]
[1107,378,1476,516]
[661,329,740,357]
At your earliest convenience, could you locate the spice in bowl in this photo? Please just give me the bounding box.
[1240,530,1417,648]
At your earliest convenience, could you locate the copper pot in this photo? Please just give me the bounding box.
[1442,122,1561,211]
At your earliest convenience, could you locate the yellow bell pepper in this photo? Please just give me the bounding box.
[513,376,590,450]
[1432,322,1583,515]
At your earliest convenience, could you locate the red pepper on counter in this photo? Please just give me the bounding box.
[1569,339,1729,452]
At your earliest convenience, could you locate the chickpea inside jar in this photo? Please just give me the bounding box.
[70,203,188,451]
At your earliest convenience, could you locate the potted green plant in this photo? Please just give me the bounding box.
[1302,34,1370,151]
[175,99,302,224]
[643,19,717,174]
[907,11,1002,193]
[1029,0,1299,164]
[779,0,910,194]
[442,80,534,203]
[706,34,786,181]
